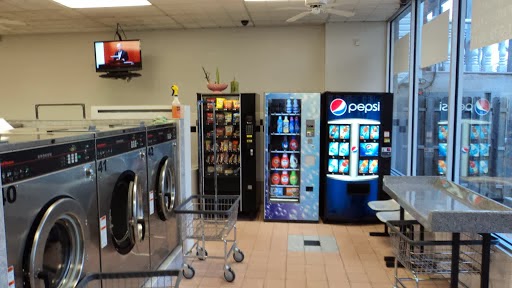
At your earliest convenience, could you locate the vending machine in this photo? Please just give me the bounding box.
[197,93,259,216]
[263,93,321,222]
[321,92,393,222]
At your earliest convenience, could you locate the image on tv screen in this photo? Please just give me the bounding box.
[95,40,142,72]
[360,143,379,157]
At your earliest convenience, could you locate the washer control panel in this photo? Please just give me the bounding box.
[147,125,177,146]
[0,140,95,185]
[96,132,146,160]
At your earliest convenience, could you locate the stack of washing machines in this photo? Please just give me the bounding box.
[0,120,182,287]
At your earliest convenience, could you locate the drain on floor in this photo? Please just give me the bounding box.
[304,240,321,246]
[288,235,339,252]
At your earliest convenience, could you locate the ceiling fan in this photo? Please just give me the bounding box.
[280,0,355,23]
[0,18,26,31]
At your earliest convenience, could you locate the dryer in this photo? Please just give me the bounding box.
[146,123,180,269]
[0,132,100,288]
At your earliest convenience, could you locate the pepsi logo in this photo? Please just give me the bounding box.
[351,146,358,153]
[474,98,490,116]
[462,146,469,153]
[330,99,347,116]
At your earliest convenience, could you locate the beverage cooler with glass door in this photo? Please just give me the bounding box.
[264,93,321,222]
[197,93,259,215]
[321,92,393,223]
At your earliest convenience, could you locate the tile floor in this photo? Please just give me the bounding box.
[179,218,453,288]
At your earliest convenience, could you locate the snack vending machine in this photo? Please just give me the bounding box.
[321,92,393,222]
[263,93,321,222]
[197,93,259,215]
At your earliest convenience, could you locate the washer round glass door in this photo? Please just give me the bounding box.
[25,198,86,288]
[110,172,145,255]
[156,157,176,221]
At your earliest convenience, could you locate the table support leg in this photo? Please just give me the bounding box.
[480,233,491,288]
[450,233,460,288]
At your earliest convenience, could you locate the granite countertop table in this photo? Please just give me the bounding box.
[383,176,512,233]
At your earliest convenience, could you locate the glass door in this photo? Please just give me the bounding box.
[201,95,241,194]
[267,98,301,202]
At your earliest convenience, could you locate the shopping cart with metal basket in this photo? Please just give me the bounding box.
[174,194,245,282]
[387,220,498,288]
[75,270,181,288]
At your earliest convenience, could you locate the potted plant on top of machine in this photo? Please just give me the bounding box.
[203,66,228,93]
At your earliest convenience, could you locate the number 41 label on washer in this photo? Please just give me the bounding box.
[149,190,155,215]
[8,266,15,288]
[100,216,107,248]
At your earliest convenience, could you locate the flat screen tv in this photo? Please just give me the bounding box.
[94,40,142,73]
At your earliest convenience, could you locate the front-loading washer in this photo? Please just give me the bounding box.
[92,126,150,277]
[37,123,152,277]
[146,123,180,269]
[0,132,100,288]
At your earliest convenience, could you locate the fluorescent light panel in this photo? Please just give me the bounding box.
[52,0,151,8]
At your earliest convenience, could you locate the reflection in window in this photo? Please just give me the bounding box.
[390,8,412,175]
[459,0,512,217]
[416,0,453,176]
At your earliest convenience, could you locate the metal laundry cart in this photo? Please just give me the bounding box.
[174,194,244,282]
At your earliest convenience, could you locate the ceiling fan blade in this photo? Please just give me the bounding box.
[325,8,355,17]
[277,7,309,11]
[286,11,312,23]
[0,18,26,26]
[325,2,350,8]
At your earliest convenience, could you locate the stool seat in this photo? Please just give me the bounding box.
[368,199,400,211]
[376,210,414,223]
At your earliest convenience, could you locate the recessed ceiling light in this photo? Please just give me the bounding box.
[52,0,151,9]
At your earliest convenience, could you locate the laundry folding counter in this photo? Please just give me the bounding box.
[383,176,512,288]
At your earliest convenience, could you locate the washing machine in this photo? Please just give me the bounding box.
[0,132,100,288]
[146,123,180,269]
[92,126,151,276]
[39,123,151,277]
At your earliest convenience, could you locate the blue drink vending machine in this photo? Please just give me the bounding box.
[264,93,321,222]
[321,92,393,222]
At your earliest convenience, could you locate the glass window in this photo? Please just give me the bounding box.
[415,0,453,176]
[458,0,512,210]
[390,7,412,175]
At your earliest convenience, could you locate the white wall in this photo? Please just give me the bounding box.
[325,22,388,92]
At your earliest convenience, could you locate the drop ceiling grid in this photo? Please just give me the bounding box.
[0,0,401,34]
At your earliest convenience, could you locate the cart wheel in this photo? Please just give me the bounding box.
[224,267,236,282]
[233,249,245,263]
[196,248,208,260]
[182,266,195,279]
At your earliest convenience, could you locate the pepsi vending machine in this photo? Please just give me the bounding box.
[264,93,321,222]
[321,92,393,222]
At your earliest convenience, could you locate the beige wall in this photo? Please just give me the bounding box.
[0,23,389,179]
[325,22,388,92]
[0,25,326,119]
